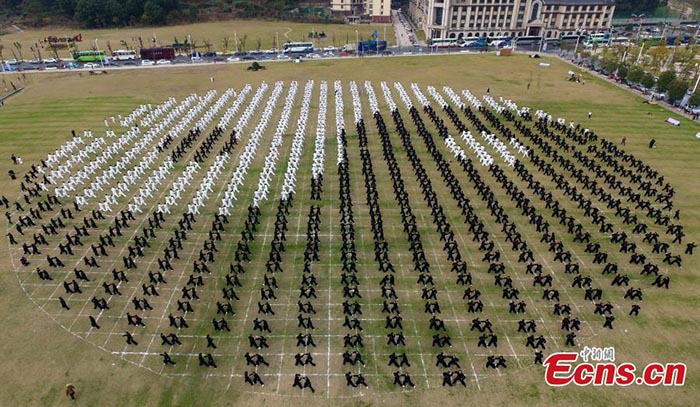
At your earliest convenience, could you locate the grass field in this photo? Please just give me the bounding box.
[0,19,395,60]
[0,53,699,407]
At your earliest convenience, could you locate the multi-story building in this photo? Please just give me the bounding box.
[408,0,616,40]
[331,0,392,23]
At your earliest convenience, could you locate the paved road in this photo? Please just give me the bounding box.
[392,9,423,47]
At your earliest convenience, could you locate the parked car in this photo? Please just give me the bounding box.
[42,58,57,64]
[156,59,172,65]
[141,59,155,66]
[226,56,240,62]
[83,62,98,69]
[649,91,668,101]
[61,62,79,69]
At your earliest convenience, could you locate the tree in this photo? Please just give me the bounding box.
[56,0,77,17]
[627,65,645,83]
[221,37,230,54]
[646,44,670,71]
[614,0,664,17]
[600,55,619,73]
[618,64,629,79]
[74,0,119,28]
[12,42,23,62]
[641,72,656,89]
[657,71,676,92]
[689,91,700,107]
[21,0,55,23]
[141,0,166,25]
[667,79,689,102]
[203,38,212,53]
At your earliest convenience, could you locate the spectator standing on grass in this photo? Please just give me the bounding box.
[65,384,76,400]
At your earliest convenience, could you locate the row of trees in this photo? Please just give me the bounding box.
[1,0,313,28]
[22,0,192,27]
[613,0,667,17]
[595,43,700,105]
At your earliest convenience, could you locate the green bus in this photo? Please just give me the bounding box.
[72,50,107,63]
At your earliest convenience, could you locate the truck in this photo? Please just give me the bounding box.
[140,47,175,61]
[357,40,387,53]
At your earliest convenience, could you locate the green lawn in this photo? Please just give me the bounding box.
[0,53,698,407]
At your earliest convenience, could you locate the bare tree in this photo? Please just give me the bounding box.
[30,43,42,61]
[203,38,213,53]
[222,37,230,54]
[240,35,248,52]
[13,42,23,62]
[256,38,261,51]
[50,45,59,61]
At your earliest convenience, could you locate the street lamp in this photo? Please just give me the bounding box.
[234,32,238,53]
[634,14,645,42]
[573,27,583,57]
[275,32,279,52]
[95,39,104,68]
[355,30,359,57]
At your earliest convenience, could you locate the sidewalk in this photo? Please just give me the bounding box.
[392,9,424,47]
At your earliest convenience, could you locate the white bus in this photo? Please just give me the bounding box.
[282,42,314,54]
[608,37,630,46]
[429,38,458,48]
[488,36,512,47]
[587,33,608,43]
[112,49,137,60]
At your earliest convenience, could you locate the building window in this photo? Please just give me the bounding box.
[434,7,443,25]
[531,2,540,21]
